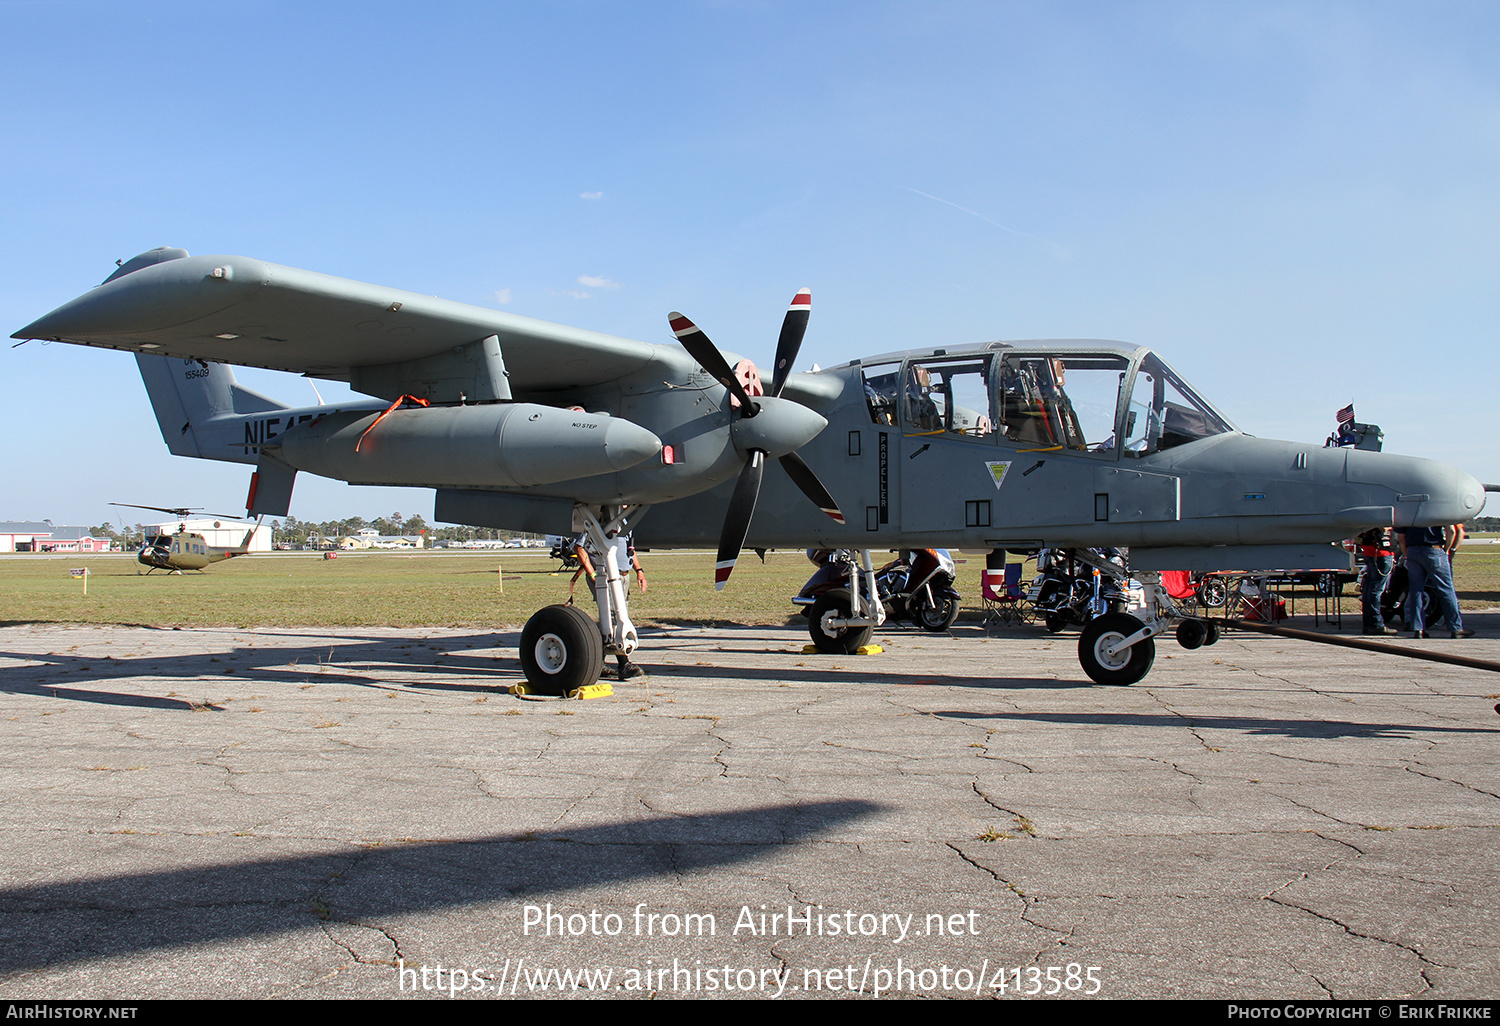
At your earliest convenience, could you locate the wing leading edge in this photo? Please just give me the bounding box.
[14,249,659,392]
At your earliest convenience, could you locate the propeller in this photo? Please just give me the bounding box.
[668,289,845,590]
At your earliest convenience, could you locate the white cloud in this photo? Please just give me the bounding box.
[493,288,512,304]
[567,290,591,300]
[577,275,620,289]
[579,191,603,200]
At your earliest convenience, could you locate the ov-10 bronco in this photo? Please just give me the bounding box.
[15,248,1486,688]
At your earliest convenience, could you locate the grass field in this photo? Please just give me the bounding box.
[4,546,1498,629]
[0,549,825,629]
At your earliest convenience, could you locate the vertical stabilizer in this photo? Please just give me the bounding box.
[135,354,286,459]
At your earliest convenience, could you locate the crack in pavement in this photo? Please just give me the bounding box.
[1143,687,1224,754]
[1262,888,1446,994]
[1267,791,1370,829]
[1401,763,1500,802]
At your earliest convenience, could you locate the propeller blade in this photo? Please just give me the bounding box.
[668,311,759,414]
[778,451,845,524]
[715,450,765,590]
[769,288,810,398]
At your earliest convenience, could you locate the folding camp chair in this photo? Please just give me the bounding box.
[981,562,1031,628]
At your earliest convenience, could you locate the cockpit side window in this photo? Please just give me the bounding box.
[998,354,1127,452]
[862,363,901,425]
[901,358,994,437]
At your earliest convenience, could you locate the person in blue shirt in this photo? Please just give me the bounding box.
[1396,525,1472,639]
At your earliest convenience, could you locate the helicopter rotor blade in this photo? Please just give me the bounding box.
[110,502,198,519]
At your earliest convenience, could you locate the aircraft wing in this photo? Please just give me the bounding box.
[13,251,659,391]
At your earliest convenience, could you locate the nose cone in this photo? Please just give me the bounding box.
[730,395,827,458]
[1345,449,1486,526]
[1412,464,1486,526]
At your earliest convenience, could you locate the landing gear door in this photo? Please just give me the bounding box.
[898,356,998,533]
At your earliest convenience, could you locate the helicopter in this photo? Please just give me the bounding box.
[15,247,1486,690]
[110,503,258,574]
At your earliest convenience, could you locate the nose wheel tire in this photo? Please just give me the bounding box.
[520,604,604,695]
[1175,620,1208,650]
[1079,613,1156,686]
[809,589,874,654]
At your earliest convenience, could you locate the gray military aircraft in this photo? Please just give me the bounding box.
[15,247,1487,690]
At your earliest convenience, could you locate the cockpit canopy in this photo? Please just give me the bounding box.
[861,346,1233,457]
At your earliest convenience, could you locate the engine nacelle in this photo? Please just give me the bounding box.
[278,403,661,488]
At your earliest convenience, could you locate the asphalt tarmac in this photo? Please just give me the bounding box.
[0,615,1496,1000]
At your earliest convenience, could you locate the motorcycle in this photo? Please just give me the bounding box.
[1027,547,1129,633]
[548,537,581,570]
[1380,560,1446,629]
[794,547,962,633]
[878,548,963,631]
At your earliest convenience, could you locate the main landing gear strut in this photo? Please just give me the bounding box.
[805,549,888,654]
[519,503,646,695]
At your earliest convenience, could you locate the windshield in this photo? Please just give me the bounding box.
[1122,352,1233,456]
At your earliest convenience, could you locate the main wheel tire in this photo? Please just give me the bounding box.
[1175,620,1208,650]
[1079,612,1156,686]
[1202,623,1221,646]
[912,592,961,632]
[520,604,604,695]
[1044,612,1068,634]
[809,589,874,654]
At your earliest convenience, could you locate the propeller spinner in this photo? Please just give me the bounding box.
[669,290,845,590]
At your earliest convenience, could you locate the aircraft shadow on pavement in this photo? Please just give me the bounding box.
[651,662,1068,690]
[0,800,881,975]
[0,631,530,708]
[932,709,1500,739]
[0,627,1090,707]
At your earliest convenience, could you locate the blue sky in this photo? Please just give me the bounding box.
[3,0,1497,528]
